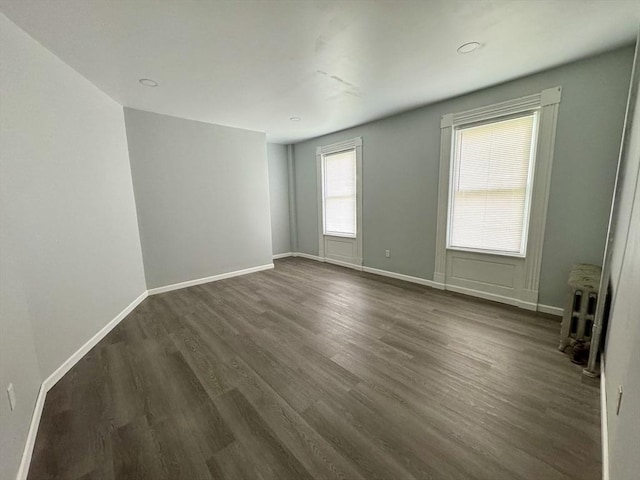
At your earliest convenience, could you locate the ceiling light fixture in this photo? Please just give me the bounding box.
[457,42,480,54]
[139,78,158,87]
[290,116,301,122]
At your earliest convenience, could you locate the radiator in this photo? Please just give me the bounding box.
[558,264,602,352]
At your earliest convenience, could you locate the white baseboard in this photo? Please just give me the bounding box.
[537,304,564,317]
[292,252,366,271]
[444,283,521,307]
[325,258,363,271]
[18,289,148,480]
[147,263,274,295]
[362,266,438,287]
[272,252,293,259]
[292,252,325,262]
[601,356,609,480]
[42,290,148,391]
[291,255,564,315]
[438,283,563,316]
[516,300,538,311]
[295,256,439,288]
[15,384,46,480]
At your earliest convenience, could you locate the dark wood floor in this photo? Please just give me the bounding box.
[28,258,601,480]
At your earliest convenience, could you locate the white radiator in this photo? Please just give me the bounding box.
[559,264,601,352]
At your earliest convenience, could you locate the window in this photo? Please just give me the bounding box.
[316,137,362,265]
[322,148,357,237]
[435,86,561,305]
[447,112,539,256]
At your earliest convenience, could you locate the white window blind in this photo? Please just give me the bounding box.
[448,112,538,255]
[323,149,356,236]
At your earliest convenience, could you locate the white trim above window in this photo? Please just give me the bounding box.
[316,137,362,156]
[440,87,562,128]
[434,86,562,310]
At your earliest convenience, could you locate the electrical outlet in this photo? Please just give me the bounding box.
[7,383,16,411]
[385,249,390,258]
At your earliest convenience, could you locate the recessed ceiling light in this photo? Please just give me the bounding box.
[290,116,301,122]
[457,42,481,54]
[139,78,158,87]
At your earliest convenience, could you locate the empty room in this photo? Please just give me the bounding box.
[1,1,639,479]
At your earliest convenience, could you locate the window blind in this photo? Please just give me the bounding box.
[449,112,538,255]
[323,149,356,236]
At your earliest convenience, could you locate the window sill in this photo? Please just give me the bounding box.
[324,232,356,239]
[446,246,526,259]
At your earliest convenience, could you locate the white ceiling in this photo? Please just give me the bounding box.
[1,0,638,143]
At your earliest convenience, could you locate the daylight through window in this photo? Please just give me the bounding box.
[448,112,539,255]
[322,149,357,237]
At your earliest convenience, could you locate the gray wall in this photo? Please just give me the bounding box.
[267,143,291,255]
[124,108,273,289]
[0,13,147,479]
[604,40,640,480]
[0,229,41,480]
[293,47,634,308]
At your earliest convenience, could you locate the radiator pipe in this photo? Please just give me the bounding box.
[584,37,639,377]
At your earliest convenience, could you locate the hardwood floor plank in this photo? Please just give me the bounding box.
[229,356,367,480]
[111,416,166,480]
[213,388,316,480]
[207,442,265,480]
[302,399,419,480]
[104,342,145,428]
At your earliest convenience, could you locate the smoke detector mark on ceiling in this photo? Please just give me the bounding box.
[139,78,158,87]
[457,42,481,54]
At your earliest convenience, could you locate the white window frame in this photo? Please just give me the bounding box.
[446,110,541,258]
[434,86,562,310]
[321,148,357,238]
[316,137,363,268]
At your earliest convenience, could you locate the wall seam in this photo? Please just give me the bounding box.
[287,144,298,252]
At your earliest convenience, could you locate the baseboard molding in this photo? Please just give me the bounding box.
[292,253,364,272]
[444,283,521,307]
[295,256,441,289]
[601,356,609,480]
[291,252,325,262]
[291,255,563,314]
[18,289,148,480]
[325,258,363,271]
[362,266,438,288]
[147,263,274,295]
[42,290,148,391]
[515,300,538,311]
[15,384,46,480]
[272,252,293,259]
[437,283,564,316]
[537,304,564,317]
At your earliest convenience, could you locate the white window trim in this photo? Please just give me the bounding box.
[445,110,540,258]
[434,86,562,309]
[316,137,363,264]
